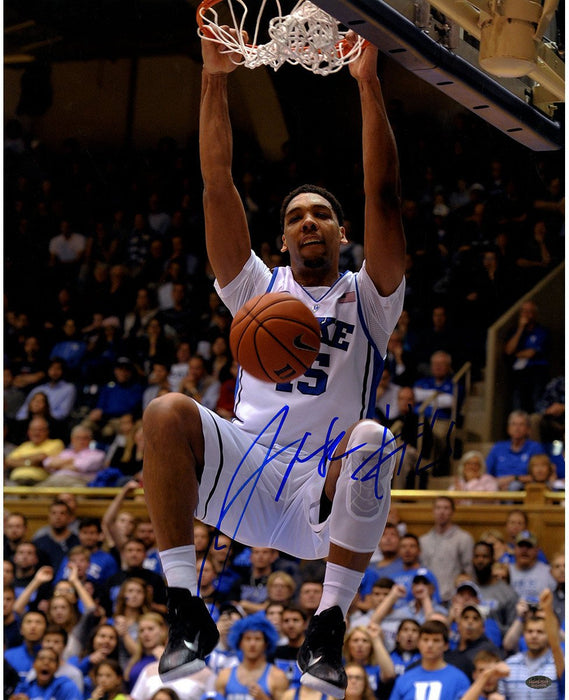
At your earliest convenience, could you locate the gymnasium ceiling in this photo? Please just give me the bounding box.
[4,0,204,65]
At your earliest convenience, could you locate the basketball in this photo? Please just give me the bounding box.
[230,292,321,383]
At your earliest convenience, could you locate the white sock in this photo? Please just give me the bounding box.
[159,545,198,595]
[315,562,364,618]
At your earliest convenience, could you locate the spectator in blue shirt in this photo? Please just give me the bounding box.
[11,646,82,700]
[87,358,143,440]
[32,499,80,572]
[413,351,460,476]
[55,518,119,586]
[504,299,550,414]
[391,534,441,605]
[390,619,421,676]
[390,620,470,700]
[413,351,455,422]
[4,609,47,681]
[486,410,544,490]
[16,358,77,423]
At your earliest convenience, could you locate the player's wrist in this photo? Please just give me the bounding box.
[203,66,230,78]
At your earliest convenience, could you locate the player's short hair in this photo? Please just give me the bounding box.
[280,184,344,231]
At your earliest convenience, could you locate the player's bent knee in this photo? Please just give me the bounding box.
[329,419,396,552]
[348,419,396,458]
[143,393,199,436]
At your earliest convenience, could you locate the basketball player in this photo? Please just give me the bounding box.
[142,28,406,698]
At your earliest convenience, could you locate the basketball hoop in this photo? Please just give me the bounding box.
[197,0,367,74]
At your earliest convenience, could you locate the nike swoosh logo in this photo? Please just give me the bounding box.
[293,334,318,352]
[184,634,199,653]
[308,654,323,666]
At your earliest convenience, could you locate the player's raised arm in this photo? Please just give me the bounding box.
[200,31,252,287]
[348,34,406,297]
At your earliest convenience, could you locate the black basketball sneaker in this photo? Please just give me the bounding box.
[158,587,220,680]
[297,605,347,699]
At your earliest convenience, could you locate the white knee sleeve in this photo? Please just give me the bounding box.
[329,420,397,553]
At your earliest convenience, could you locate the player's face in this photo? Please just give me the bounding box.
[418,633,447,661]
[281,193,346,270]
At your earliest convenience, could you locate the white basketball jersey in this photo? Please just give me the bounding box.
[216,252,405,456]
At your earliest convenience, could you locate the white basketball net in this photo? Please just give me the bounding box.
[197,0,366,75]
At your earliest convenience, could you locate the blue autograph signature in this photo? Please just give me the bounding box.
[197,403,455,595]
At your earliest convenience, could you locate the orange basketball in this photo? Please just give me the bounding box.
[230,292,321,383]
